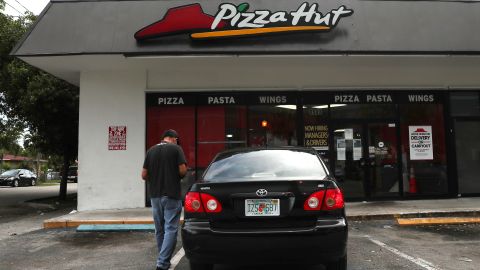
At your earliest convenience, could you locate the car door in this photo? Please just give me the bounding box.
[26,170,33,183]
[21,170,31,185]
[17,170,25,186]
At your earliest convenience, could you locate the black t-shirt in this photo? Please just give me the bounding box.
[143,141,187,199]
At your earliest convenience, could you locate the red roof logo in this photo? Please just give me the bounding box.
[134,4,227,40]
[414,128,428,133]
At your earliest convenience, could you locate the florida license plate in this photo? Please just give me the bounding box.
[245,199,280,216]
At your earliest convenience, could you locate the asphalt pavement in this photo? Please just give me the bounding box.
[1,221,479,270]
[0,183,77,240]
[2,186,480,270]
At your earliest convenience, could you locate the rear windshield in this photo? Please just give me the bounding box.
[203,149,327,182]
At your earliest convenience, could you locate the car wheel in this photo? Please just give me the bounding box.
[325,255,347,270]
[189,261,213,270]
[31,179,36,186]
[12,179,19,188]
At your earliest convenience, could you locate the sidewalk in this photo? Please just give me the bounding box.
[44,197,480,229]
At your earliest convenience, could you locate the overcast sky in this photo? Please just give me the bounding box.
[3,0,50,16]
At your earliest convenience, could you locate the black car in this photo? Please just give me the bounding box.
[182,147,347,270]
[67,166,78,183]
[0,169,37,187]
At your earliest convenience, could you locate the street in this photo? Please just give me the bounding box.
[0,219,478,270]
[0,183,77,206]
[0,183,77,240]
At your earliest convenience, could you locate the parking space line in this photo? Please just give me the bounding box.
[365,235,442,270]
[170,247,185,270]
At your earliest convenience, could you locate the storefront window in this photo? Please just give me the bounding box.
[146,106,196,198]
[197,106,247,177]
[450,92,480,116]
[331,104,396,119]
[400,104,448,196]
[248,105,297,147]
[451,91,480,194]
[455,121,480,194]
[303,104,329,118]
[303,104,329,164]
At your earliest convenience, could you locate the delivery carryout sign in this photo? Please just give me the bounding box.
[409,126,433,160]
[134,2,353,40]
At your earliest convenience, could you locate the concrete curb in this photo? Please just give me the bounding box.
[76,224,156,232]
[348,210,480,221]
[44,219,154,229]
[44,210,480,229]
[397,217,480,226]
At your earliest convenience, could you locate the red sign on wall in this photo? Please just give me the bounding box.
[109,126,127,150]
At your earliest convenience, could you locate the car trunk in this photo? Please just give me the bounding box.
[189,179,333,230]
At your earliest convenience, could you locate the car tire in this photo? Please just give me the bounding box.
[189,261,213,270]
[325,255,347,270]
[31,179,36,186]
[12,179,19,188]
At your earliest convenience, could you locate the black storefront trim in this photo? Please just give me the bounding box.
[445,92,458,197]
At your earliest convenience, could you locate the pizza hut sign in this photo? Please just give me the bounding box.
[109,126,127,150]
[134,2,354,40]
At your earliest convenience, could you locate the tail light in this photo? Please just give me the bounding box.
[184,192,223,213]
[200,193,222,213]
[321,188,345,210]
[185,192,204,213]
[304,190,326,211]
[303,188,345,211]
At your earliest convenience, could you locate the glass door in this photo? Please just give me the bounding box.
[332,124,366,199]
[332,121,400,200]
[366,122,400,198]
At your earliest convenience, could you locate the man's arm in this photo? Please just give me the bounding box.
[179,164,187,178]
[141,168,148,181]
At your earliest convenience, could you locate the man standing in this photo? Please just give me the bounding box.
[142,129,187,270]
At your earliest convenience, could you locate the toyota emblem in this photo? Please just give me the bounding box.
[256,189,268,197]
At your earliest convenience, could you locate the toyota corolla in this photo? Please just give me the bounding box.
[181,147,347,270]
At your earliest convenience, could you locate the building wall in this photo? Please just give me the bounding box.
[78,70,146,211]
[145,56,480,90]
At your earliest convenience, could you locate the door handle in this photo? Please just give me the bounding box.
[359,158,366,167]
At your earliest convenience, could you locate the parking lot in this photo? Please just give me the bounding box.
[0,220,478,270]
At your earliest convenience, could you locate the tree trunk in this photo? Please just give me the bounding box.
[36,153,41,181]
[59,155,70,200]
